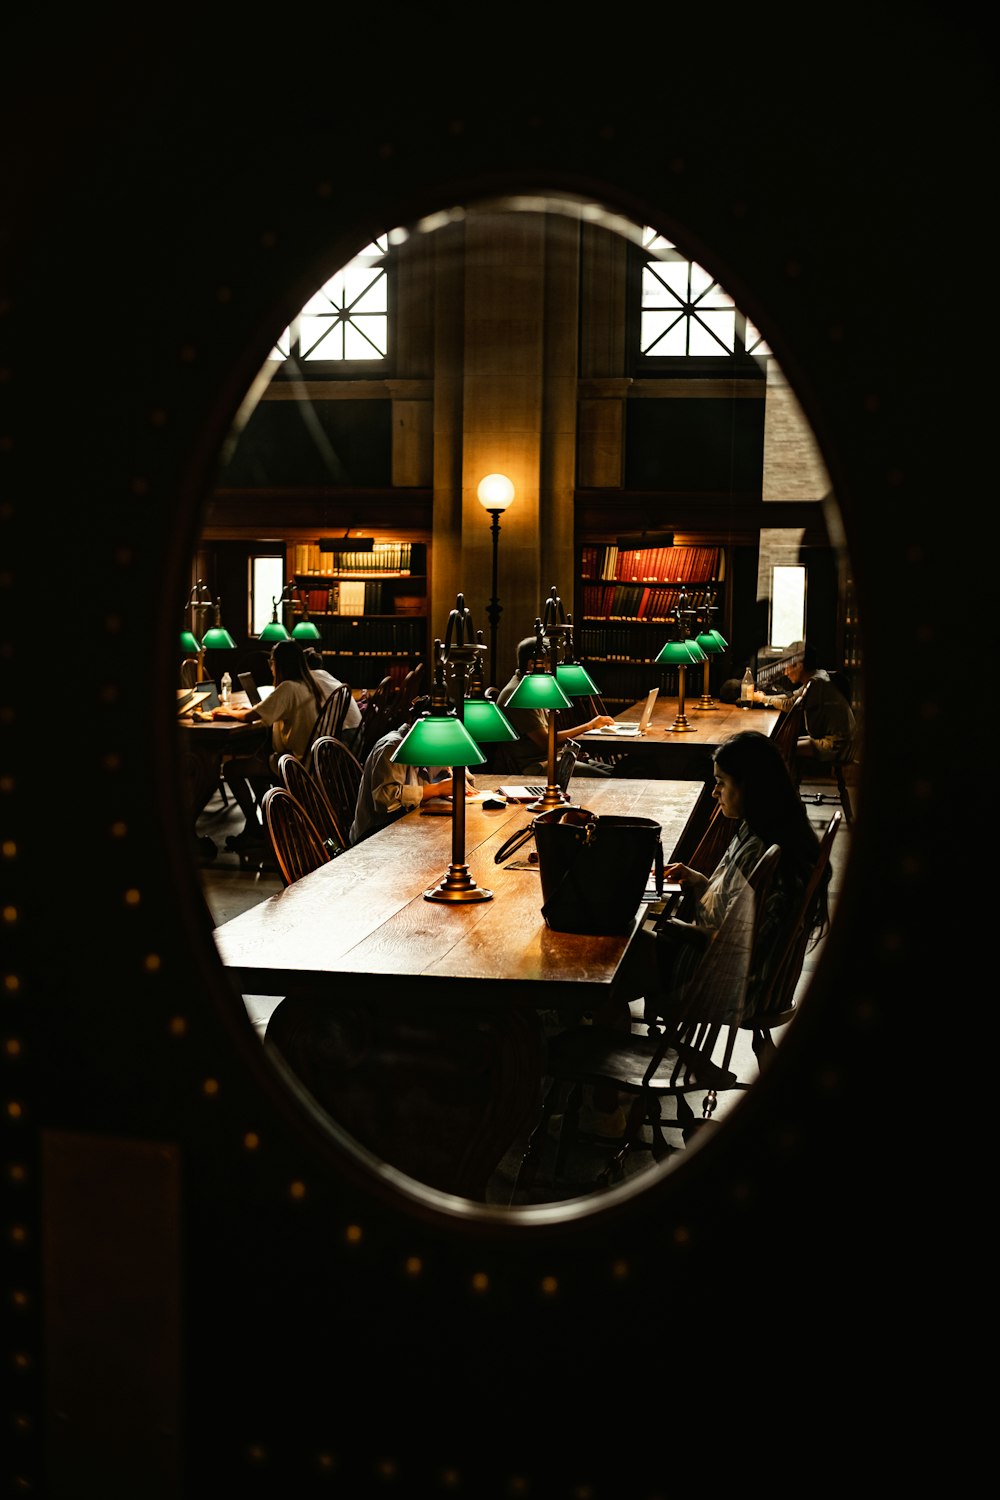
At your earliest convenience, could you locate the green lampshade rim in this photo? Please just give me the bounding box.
[461,699,519,743]
[555,663,600,696]
[202,628,236,649]
[508,673,573,711]
[390,712,487,767]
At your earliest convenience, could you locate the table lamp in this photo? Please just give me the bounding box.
[462,641,519,749]
[655,637,706,732]
[391,631,489,903]
[507,618,572,810]
[259,597,291,645]
[693,628,728,710]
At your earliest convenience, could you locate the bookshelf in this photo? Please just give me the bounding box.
[289,539,428,690]
[575,541,728,710]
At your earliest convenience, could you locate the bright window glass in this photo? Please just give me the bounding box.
[268,238,389,363]
[251,556,284,635]
[640,227,769,359]
[770,565,806,648]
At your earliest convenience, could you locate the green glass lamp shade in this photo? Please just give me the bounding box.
[259,619,291,644]
[291,619,322,641]
[180,630,201,654]
[391,714,487,768]
[655,640,695,666]
[696,629,728,654]
[555,661,600,696]
[508,673,572,711]
[462,698,519,744]
[202,625,237,650]
[683,640,707,664]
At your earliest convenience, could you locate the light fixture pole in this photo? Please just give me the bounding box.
[476,473,515,687]
[183,578,214,682]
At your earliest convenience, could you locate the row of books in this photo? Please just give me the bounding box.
[311,617,425,654]
[295,581,412,615]
[576,625,725,663]
[576,661,695,702]
[581,584,721,619]
[580,543,721,583]
[292,542,425,575]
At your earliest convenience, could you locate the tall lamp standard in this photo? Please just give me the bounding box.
[476,473,515,688]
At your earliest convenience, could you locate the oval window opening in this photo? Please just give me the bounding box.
[180,191,860,1222]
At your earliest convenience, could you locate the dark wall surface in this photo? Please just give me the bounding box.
[5,9,981,1495]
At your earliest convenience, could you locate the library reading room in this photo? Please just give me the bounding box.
[7,17,977,1499]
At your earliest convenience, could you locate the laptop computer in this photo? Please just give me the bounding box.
[594,687,659,737]
[497,743,579,803]
[237,672,275,707]
[177,682,220,717]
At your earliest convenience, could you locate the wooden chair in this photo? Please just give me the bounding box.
[304,682,354,756]
[514,842,782,1198]
[725,809,842,1066]
[179,658,199,688]
[355,676,398,762]
[276,754,345,855]
[770,679,811,776]
[642,810,843,1120]
[260,786,335,887]
[310,736,364,846]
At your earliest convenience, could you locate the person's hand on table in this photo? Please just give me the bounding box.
[588,714,616,731]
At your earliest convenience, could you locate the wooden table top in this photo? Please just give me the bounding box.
[578,696,781,750]
[212,775,702,1009]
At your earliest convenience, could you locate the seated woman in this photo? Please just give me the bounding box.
[212,639,329,851]
[634,729,832,1027]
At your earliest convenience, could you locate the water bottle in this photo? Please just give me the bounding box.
[220,671,232,704]
[740,665,754,708]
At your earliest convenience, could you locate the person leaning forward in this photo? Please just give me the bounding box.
[496,635,615,776]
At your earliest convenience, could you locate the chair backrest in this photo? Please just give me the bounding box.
[305,682,354,755]
[770,678,811,774]
[310,736,364,846]
[749,810,842,1026]
[276,753,344,855]
[179,658,198,688]
[261,786,334,887]
[356,676,399,761]
[647,842,782,1086]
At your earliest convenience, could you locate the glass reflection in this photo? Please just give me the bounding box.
[184,194,859,1213]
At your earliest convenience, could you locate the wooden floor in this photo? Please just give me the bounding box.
[195,768,854,1203]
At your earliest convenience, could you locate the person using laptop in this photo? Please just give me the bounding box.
[211,639,329,852]
[348,695,476,846]
[496,636,616,777]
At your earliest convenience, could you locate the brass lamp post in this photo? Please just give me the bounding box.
[476,473,515,688]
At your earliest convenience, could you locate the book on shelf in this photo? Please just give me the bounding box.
[292,541,425,576]
[337,581,367,616]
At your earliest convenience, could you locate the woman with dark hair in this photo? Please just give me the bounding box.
[212,639,329,851]
[644,729,830,1023]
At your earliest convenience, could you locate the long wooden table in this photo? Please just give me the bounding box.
[213,775,702,1198]
[178,690,266,820]
[579,697,782,779]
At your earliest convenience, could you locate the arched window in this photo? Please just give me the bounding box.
[267,236,390,365]
[634,227,770,367]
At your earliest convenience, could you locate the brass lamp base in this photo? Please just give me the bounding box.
[693,694,718,710]
[668,712,696,732]
[527,786,570,814]
[424,865,493,903]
